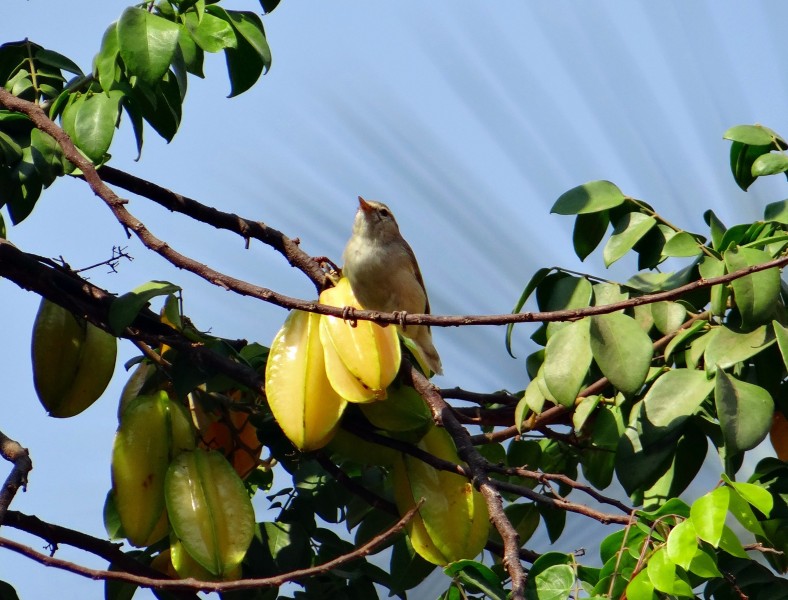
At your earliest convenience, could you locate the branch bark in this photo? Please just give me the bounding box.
[0,432,32,526]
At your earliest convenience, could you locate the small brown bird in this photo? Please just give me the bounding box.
[342,197,443,375]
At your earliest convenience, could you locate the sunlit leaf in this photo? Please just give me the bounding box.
[589,313,652,394]
[543,319,592,407]
[603,212,656,267]
[704,324,774,374]
[117,7,181,86]
[724,246,781,327]
[752,152,788,176]
[552,180,626,215]
[690,487,729,546]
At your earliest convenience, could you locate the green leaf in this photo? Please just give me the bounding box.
[109,280,181,335]
[207,8,271,97]
[603,212,656,267]
[592,282,629,308]
[616,421,675,495]
[715,370,773,454]
[764,199,788,224]
[572,395,599,432]
[443,561,507,600]
[752,152,788,176]
[666,519,698,570]
[650,301,686,335]
[642,427,707,506]
[117,7,181,86]
[625,568,657,600]
[543,319,592,407]
[704,209,727,249]
[704,324,774,375]
[34,48,83,76]
[698,255,728,316]
[506,267,552,357]
[690,487,729,547]
[729,141,772,191]
[639,369,713,446]
[184,12,237,53]
[726,483,765,536]
[724,246,781,327]
[389,536,436,594]
[664,319,707,363]
[730,480,773,516]
[94,23,120,92]
[503,503,540,545]
[773,321,788,372]
[717,524,748,558]
[661,231,703,257]
[30,128,68,186]
[646,547,693,597]
[552,180,626,215]
[529,564,575,600]
[589,312,653,394]
[573,210,610,261]
[73,90,122,162]
[687,547,721,579]
[724,124,783,146]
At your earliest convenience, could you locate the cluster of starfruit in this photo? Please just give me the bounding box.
[110,366,263,579]
[31,299,117,417]
[107,300,265,581]
[265,278,489,566]
[265,277,402,451]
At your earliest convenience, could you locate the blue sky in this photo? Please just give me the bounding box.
[2,1,787,598]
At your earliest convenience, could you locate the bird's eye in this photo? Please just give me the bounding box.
[379,209,390,218]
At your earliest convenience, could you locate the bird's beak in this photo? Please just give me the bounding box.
[358,196,373,213]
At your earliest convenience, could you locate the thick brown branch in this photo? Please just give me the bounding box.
[0,238,264,394]
[0,501,421,592]
[3,511,192,592]
[95,166,328,290]
[0,432,32,525]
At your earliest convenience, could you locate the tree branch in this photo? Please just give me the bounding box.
[95,166,328,290]
[0,432,32,526]
[0,501,421,592]
[0,89,784,331]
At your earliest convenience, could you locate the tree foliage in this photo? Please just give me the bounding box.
[1,2,788,600]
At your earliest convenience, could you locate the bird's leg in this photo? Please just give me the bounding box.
[393,311,408,330]
[342,305,358,328]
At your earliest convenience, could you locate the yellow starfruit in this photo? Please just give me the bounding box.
[111,390,195,547]
[265,309,346,451]
[319,277,401,402]
[392,425,489,565]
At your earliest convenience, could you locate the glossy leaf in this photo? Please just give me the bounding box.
[663,319,707,363]
[729,141,772,191]
[73,90,122,162]
[690,487,729,546]
[443,561,506,600]
[184,12,236,53]
[589,313,652,394]
[715,370,773,454]
[650,301,686,335]
[109,280,182,335]
[626,568,656,600]
[551,180,626,215]
[703,324,774,374]
[666,519,698,570]
[752,152,788,176]
[724,124,782,146]
[646,547,694,596]
[724,246,781,327]
[698,255,727,316]
[531,564,575,600]
[117,7,180,86]
[506,266,552,357]
[573,210,610,260]
[773,321,788,372]
[764,199,788,224]
[661,231,702,257]
[603,212,656,267]
[543,319,592,407]
[639,369,713,445]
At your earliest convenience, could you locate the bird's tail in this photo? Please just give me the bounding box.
[400,325,443,376]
